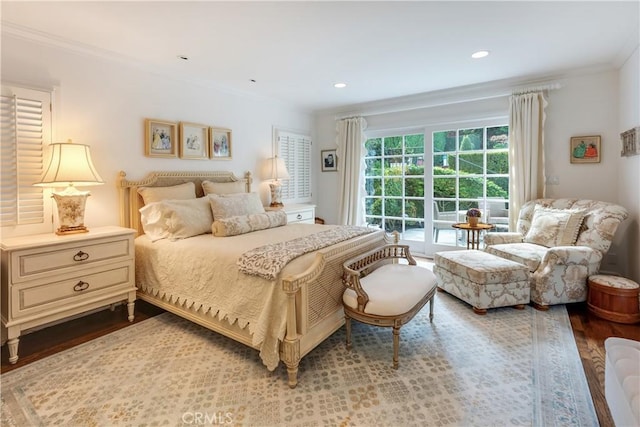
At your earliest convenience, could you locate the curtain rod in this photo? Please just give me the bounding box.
[511,82,562,95]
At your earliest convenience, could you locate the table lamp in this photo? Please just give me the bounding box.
[262,156,290,207]
[33,140,104,235]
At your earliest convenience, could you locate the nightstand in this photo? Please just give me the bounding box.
[267,204,316,224]
[1,226,137,364]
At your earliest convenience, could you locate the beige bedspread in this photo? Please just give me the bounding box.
[135,224,344,370]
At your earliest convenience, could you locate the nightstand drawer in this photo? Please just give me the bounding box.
[286,210,314,224]
[12,263,134,318]
[11,235,132,283]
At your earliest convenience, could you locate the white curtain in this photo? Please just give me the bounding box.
[336,117,367,225]
[508,92,548,230]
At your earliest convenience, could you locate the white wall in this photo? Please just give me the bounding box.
[616,46,640,282]
[1,35,313,230]
[544,70,622,202]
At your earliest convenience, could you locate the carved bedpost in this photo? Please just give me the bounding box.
[280,277,301,388]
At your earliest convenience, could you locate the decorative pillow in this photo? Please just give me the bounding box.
[140,196,213,241]
[137,182,196,205]
[212,210,287,237]
[202,180,246,195]
[208,193,265,219]
[523,205,586,247]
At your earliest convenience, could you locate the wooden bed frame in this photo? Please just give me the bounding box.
[117,170,393,388]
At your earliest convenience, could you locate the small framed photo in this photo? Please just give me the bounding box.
[179,122,209,159]
[210,127,232,159]
[145,119,177,158]
[321,149,337,172]
[570,135,601,164]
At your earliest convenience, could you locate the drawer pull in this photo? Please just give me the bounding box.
[73,251,90,262]
[73,281,90,292]
[297,214,303,220]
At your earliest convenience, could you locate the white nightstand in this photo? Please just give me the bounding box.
[0,226,137,364]
[267,204,316,224]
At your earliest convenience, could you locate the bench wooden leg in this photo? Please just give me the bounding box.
[429,297,434,323]
[392,326,400,369]
[345,316,352,351]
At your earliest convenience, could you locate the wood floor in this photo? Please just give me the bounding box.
[2,299,639,425]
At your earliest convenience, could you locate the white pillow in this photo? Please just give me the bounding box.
[140,196,213,241]
[212,210,287,237]
[201,180,246,195]
[208,193,265,219]
[523,205,586,247]
[137,182,196,205]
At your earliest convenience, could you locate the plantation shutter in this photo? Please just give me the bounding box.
[276,129,312,203]
[1,86,52,235]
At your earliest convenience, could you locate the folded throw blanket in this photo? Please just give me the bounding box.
[238,225,375,280]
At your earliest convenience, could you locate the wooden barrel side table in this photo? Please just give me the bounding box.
[587,274,640,324]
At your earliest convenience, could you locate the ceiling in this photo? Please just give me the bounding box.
[2,1,638,112]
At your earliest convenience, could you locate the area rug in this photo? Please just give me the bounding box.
[1,291,597,426]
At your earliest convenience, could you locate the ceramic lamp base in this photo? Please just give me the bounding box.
[52,187,91,235]
[269,181,284,208]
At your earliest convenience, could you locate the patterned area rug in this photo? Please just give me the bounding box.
[1,292,597,426]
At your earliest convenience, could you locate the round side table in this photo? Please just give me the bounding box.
[587,274,640,324]
[452,223,494,250]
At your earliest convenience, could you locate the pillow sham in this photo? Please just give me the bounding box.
[140,196,213,241]
[137,182,196,205]
[212,210,287,237]
[201,180,246,195]
[523,205,586,247]
[209,192,265,219]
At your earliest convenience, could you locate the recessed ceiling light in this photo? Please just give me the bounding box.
[334,83,347,88]
[471,50,490,59]
[177,55,189,61]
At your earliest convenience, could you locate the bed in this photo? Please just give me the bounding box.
[117,170,393,388]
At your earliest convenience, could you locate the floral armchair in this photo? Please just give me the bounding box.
[483,198,628,309]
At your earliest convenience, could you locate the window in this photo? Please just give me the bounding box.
[431,124,509,247]
[1,85,52,237]
[364,121,509,254]
[275,128,312,203]
[364,133,425,233]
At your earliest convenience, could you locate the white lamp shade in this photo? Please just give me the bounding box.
[34,142,104,187]
[262,156,290,180]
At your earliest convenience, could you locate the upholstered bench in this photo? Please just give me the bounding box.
[343,245,437,369]
[605,337,640,427]
[588,274,640,324]
[433,250,530,314]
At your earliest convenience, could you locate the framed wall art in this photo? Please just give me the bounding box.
[179,122,209,159]
[620,126,640,157]
[210,127,232,159]
[570,135,601,164]
[321,149,337,172]
[145,119,177,158]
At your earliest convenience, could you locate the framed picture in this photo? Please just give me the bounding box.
[321,149,337,172]
[210,127,232,159]
[179,122,209,159]
[570,135,601,164]
[145,119,177,158]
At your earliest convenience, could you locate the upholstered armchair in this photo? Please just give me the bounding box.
[483,198,628,309]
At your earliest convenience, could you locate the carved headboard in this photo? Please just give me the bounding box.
[117,170,252,236]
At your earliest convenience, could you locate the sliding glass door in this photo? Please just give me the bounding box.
[364,119,509,256]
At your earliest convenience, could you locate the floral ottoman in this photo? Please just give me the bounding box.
[433,250,530,314]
